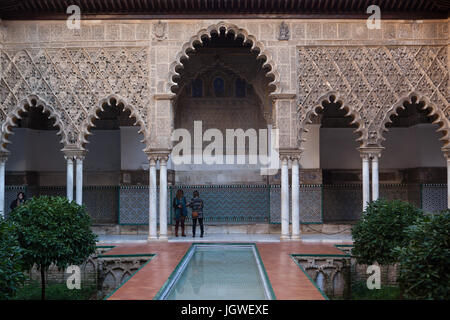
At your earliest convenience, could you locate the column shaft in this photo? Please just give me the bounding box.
[362,156,370,211]
[291,158,300,240]
[66,158,74,202]
[75,157,83,205]
[447,158,450,209]
[148,160,158,240]
[372,156,379,202]
[280,158,290,241]
[159,158,168,240]
[0,159,5,217]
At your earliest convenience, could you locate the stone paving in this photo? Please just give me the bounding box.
[96,233,353,244]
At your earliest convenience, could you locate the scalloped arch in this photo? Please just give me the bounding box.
[379,92,450,150]
[167,22,281,94]
[79,94,148,149]
[297,91,365,149]
[0,94,68,153]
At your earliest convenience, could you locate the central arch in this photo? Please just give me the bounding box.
[167,22,281,95]
[168,22,282,227]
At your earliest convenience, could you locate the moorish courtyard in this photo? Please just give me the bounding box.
[0,0,449,301]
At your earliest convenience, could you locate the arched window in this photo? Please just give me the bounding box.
[192,79,203,97]
[213,77,225,96]
[235,78,246,98]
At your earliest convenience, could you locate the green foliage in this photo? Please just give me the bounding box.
[351,199,423,265]
[0,218,26,300]
[395,211,450,300]
[12,280,97,300]
[9,196,97,271]
[7,196,97,299]
[349,281,401,300]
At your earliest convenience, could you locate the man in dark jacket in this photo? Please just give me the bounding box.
[190,190,204,238]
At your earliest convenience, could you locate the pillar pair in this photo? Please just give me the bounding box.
[360,148,382,211]
[280,154,301,241]
[147,154,169,241]
[64,151,85,205]
[0,153,8,217]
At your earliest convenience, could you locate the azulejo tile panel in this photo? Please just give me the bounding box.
[170,185,270,225]
[5,185,119,224]
[422,184,447,213]
[269,185,322,224]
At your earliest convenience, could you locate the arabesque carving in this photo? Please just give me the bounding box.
[297,46,450,148]
[0,47,150,151]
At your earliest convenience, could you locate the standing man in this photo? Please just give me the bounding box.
[190,190,204,238]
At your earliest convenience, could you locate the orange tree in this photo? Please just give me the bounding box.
[8,196,97,300]
[352,199,423,265]
[0,217,25,299]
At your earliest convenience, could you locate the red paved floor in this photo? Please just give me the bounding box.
[104,241,349,300]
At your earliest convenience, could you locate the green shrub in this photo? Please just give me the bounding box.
[395,211,450,300]
[352,199,423,265]
[12,281,97,300]
[349,281,401,300]
[0,218,26,300]
[8,196,97,300]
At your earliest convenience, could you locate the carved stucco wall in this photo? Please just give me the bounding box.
[0,19,449,155]
[0,47,150,152]
[297,45,450,149]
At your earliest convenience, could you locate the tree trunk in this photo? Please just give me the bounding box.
[40,265,46,300]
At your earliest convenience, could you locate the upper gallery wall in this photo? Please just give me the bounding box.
[0,18,449,155]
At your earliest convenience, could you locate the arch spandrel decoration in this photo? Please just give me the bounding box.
[297,45,449,148]
[0,47,151,152]
[0,94,68,152]
[380,92,450,150]
[167,22,281,95]
[80,94,148,148]
[298,91,365,147]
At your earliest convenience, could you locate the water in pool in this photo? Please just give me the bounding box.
[164,245,273,300]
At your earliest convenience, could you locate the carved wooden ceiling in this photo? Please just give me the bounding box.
[0,0,448,19]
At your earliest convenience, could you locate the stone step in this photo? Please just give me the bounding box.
[91,223,354,235]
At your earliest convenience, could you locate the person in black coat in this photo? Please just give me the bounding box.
[9,192,26,216]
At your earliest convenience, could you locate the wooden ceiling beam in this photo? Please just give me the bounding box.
[0,0,447,17]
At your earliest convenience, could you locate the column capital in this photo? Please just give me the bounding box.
[358,146,383,159]
[62,147,86,160]
[0,151,10,162]
[148,157,157,166]
[442,148,450,160]
[279,148,302,162]
[145,148,171,163]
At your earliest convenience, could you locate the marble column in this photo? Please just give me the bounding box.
[148,157,158,241]
[159,156,168,241]
[0,156,6,218]
[75,155,84,205]
[66,157,74,202]
[291,156,301,241]
[447,153,450,209]
[280,156,290,241]
[362,154,370,211]
[371,154,379,202]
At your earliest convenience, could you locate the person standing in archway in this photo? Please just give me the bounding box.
[9,192,26,217]
[190,190,204,238]
[173,189,187,237]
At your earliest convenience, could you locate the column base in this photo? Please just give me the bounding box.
[290,234,301,241]
[147,236,159,242]
[280,234,291,241]
[158,235,169,241]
